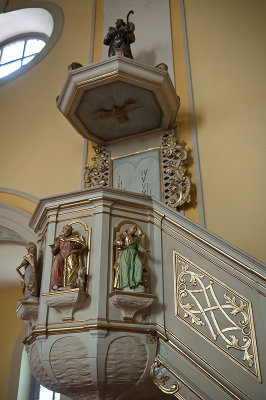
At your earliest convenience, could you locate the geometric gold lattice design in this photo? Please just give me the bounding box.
[174,252,261,381]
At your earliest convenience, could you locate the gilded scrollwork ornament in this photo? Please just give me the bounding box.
[84,145,110,188]
[174,253,261,379]
[150,359,179,395]
[161,128,191,209]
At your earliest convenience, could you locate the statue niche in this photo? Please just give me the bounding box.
[50,224,86,291]
[113,223,150,292]
[110,222,155,320]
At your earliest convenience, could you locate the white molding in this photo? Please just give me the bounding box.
[0,202,37,242]
[179,0,206,227]
[0,187,39,204]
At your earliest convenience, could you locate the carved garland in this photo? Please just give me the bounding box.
[84,145,110,188]
[161,129,191,209]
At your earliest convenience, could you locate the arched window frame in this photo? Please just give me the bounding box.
[0,32,49,78]
[0,2,64,85]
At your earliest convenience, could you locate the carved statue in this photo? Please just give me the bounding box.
[103,10,135,59]
[16,242,38,299]
[113,224,149,290]
[50,225,86,290]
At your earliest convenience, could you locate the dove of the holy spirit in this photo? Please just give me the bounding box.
[93,104,138,123]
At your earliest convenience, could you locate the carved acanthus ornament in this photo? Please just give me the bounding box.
[162,129,191,209]
[174,253,260,379]
[150,359,179,395]
[84,145,110,188]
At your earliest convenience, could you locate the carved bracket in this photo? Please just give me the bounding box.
[16,300,39,327]
[161,129,191,209]
[42,288,88,321]
[109,290,155,320]
[150,359,179,395]
[151,357,204,399]
[84,145,110,188]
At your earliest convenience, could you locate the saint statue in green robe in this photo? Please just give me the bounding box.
[113,224,149,289]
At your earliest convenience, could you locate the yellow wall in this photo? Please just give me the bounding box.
[0,2,95,398]
[0,0,94,198]
[170,0,199,224]
[184,0,266,262]
[0,192,36,214]
[0,286,25,400]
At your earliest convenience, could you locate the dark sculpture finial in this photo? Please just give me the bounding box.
[103,10,135,59]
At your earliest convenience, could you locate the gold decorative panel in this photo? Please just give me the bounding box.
[173,252,261,380]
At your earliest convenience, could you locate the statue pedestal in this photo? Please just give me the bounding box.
[42,288,88,321]
[16,299,39,327]
[109,290,155,320]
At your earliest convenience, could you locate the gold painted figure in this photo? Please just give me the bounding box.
[113,224,149,290]
[50,225,86,290]
[16,242,38,299]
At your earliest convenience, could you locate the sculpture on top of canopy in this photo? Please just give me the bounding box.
[104,10,135,59]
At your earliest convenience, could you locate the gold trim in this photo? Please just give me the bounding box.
[84,144,109,188]
[63,66,178,144]
[150,359,179,395]
[161,129,191,208]
[33,196,266,288]
[66,70,119,115]
[36,219,265,300]
[162,224,266,296]
[42,288,85,297]
[23,312,257,399]
[173,252,261,381]
[40,317,158,327]
[111,146,161,161]
[69,219,91,291]
[166,338,249,400]
[109,291,155,299]
[164,217,266,286]
[152,357,205,400]
[111,219,149,288]
[25,322,158,345]
[110,146,164,202]
[23,318,251,400]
